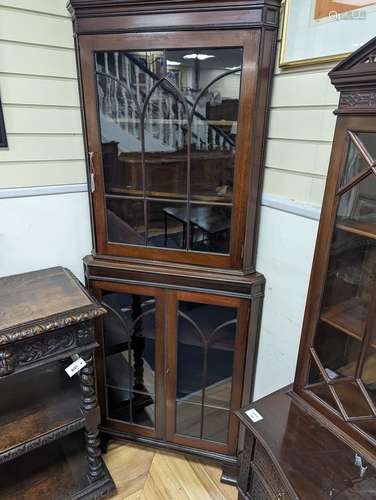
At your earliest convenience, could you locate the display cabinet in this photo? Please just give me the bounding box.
[69,0,280,274]
[294,36,376,468]
[68,0,281,481]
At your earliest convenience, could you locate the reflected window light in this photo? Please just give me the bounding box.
[183,53,215,61]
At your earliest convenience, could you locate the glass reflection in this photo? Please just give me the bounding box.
[102,291,156,428]
[339,140,370,188]
[106,198,145,245]
[320,175,376,346]
[95,48,242,254]
[147,200,187,249]
[189,204,231,254]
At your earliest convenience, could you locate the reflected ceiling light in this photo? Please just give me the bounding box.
[225,66,241,71]
[167,60,181,66]
[183,53,215,61]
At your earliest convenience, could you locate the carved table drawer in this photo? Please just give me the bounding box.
[251,441,291,499]
[0,320,96,378]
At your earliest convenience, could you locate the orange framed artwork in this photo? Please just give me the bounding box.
[280,0,376,67]
[314,1,376,19]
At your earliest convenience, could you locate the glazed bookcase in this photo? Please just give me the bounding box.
[294,36,376,469]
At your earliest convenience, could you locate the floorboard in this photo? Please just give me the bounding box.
[103,440,238,499]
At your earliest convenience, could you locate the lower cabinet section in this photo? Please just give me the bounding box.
[85,257,265,469]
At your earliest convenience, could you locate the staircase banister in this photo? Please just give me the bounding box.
[124,52,235,148]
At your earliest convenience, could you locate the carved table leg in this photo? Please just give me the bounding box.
[79,351,103,482]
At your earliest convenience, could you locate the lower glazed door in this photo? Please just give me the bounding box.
[93,281,249,455]
[166,291,249,455]
[93,281,165,439]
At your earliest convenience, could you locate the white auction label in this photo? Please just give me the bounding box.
[65,357,86,377]
[246,408,263,423]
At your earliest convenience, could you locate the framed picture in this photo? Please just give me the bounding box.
[0,96,7,148]
[280,0,376,67]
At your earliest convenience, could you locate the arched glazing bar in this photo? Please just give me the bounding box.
[140,76,191,246]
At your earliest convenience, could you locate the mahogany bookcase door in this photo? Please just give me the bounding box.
[92,281,165,440]
[293,37,376,469]
[69,0,281,274]
[165,290,249,456]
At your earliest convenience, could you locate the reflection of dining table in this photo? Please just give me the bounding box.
[163,205,231,249]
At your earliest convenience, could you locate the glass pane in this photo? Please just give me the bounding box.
[176,301,237,443]
[321,175,376,345]
[95,53,142,197]
[145,152,187,199]
[147,200,187,249]
[191,68,241,203]
[339,139,370,188]
[106,198,145,245]
[101,291,156,428]
[95,47,243,256]
[190,204,231,254]
[358,132,376,161]
[202,407,229,443]
[107,388,155,427]
[308,140,376,428]
[308,323,362,386]
[176,402,201,439]
[143,77,188,199]
[206,322,236,409]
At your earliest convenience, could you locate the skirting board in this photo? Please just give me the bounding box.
[0,184,321,221]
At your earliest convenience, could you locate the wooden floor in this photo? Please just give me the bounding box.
[103,440,238,500]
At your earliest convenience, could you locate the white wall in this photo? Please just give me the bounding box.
[0,1,91,282]
[250,8,340,398]
[0,191,92,281]
[253,205,319,399]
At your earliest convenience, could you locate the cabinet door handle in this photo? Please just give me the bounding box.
[88,152,95,193]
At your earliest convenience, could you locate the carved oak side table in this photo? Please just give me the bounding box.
[0,267,116,499]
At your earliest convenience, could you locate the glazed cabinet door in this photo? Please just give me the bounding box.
[299,120,376,448]
[79,29,262,269]
[166,291,249,454]
[91,281,164,439]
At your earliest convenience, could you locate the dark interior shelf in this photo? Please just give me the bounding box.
[0,362,83,462]
[0,431,112,499]
[320,298,375,346]
[336,219,376,240]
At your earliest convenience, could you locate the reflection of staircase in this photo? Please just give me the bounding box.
[96,51,234,153]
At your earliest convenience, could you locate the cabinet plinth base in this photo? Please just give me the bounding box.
[220,462,239,485]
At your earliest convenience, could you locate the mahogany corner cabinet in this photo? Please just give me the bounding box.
[68,0,280,480]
